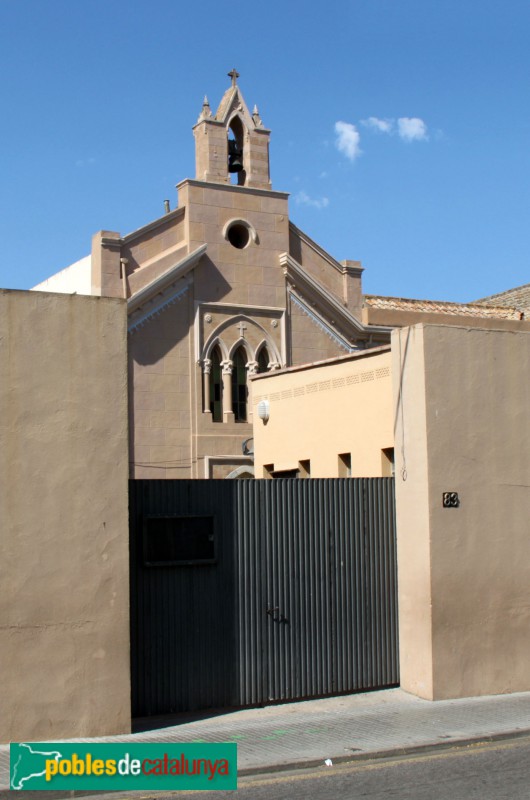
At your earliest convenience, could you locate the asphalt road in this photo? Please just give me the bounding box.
[139,736,530,800]
[9,736,529,800]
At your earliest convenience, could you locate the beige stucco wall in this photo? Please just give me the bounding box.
[252,348,393,477]
[0,289,130,741]
[393,324,530,700]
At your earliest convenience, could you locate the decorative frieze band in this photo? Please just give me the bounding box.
[253,364,391,406]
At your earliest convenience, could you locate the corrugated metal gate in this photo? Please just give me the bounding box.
[130,479,398,718]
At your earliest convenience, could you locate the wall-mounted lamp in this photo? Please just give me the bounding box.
[257,400,270,423]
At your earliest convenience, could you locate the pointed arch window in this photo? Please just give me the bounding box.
[209,346,222,422]
[257,346,270,374]
[231,346,248,422]
[228,115,246,186]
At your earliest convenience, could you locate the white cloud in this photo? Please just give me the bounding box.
[295,191,330,210]
[361,117,394,134]
[397,118,428,142]
[334,121,362,161]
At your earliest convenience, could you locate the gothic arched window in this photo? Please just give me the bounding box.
[231,346,248,422]
[257,346,270,374]
[210,346,222,422]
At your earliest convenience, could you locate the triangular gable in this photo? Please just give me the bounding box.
[280,252,390,346]
[127,244,206,333]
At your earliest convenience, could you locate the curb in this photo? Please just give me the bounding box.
[5,728,530,799]
[238,727,530,777]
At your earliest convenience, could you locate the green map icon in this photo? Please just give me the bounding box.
[11,743,63,790]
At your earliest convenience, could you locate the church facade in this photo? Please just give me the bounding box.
[38,73,390,479]
[34,72,527,479]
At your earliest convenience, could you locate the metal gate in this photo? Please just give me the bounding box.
[130,479,398,718]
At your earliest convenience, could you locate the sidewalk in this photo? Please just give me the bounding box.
[3,687,530,792]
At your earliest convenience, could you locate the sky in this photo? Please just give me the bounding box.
[1,0,529,302]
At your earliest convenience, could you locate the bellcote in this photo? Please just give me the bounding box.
[193,70,272,191]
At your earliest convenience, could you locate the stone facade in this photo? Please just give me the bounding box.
[42,74,389,479]
[34,73,530,480]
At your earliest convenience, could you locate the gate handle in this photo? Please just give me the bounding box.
[266,606,288,624]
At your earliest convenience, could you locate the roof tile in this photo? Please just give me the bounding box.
[364,295,522,320]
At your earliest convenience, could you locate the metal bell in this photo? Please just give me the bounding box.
[228,139,244,173]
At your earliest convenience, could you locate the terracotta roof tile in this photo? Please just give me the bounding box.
[475,283,530,311]
[364,295,522,320]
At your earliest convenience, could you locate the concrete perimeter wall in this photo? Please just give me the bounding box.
[0,289,130,741]
[393,324,530,700]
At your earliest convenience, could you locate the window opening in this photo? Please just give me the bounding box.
[381,447,395,477]
[338,452,352,477]
[298,459,311,478]
[227,223,250,249]
[272,469,299,479]
[210,347,222,422]
[231,346,248,422]
[228,116,246,186]
[257,346,270,373]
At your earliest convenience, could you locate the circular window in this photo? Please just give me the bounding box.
[223,218,258,250]
[227,223,250,249]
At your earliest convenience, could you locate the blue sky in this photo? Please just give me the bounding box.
[1,0,529,301]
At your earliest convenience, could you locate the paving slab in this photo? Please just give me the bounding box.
[2,687,530,795]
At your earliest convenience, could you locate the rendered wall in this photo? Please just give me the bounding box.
[252,348,393,477]
[393,324,530,700]
[0,289,130,741]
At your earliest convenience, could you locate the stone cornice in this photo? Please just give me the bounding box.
[101,208,186,250]
[127,244,207,316]
[176,178,288,199]
[128,284,190,334]
[289,223,362,277]
[280,253,391,341]
[102,210,185,250]
[192,116,271,135]
[101,236,122,249]
[280,253,366,334]
[192,117,227,130]
[122,207,185,246]
[289,293,357,352]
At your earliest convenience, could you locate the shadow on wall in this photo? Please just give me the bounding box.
[288,228,302,264]
[131,259,232,367]
[393,327,411,482]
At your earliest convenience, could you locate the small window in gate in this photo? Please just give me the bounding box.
[143,516,216,566]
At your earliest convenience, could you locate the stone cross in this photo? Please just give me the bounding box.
[237,321,247,338]
[228,69,240,87]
